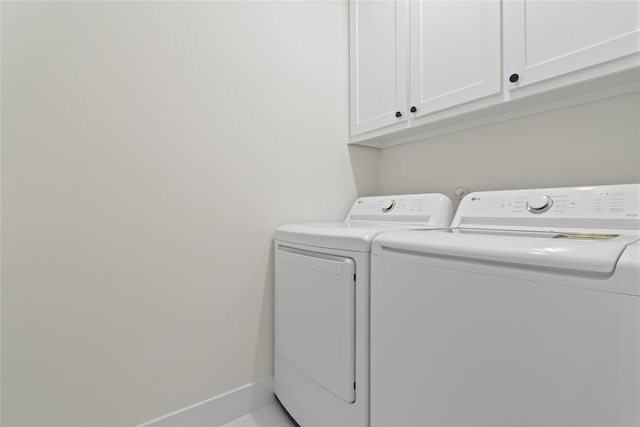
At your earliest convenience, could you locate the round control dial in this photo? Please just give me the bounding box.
[526,195,553,213]
[381,199,395,212]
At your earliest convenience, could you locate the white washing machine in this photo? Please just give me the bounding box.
[274,193,453,427]
[370,184,640,427]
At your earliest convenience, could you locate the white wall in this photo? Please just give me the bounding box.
[379,92,640,203]
[0,2,378,426]
[4,2,638,426]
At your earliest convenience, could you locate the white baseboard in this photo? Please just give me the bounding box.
[137,377,275,427]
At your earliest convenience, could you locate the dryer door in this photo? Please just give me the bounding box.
[275,245,356,403]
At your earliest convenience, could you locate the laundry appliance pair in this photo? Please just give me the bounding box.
[274,184,640,427]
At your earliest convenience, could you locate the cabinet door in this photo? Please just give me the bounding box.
[504,0,640,89]
[409,0,501,117]
[350,0,408,135]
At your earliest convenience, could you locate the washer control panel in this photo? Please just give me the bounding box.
[453,184,640,228]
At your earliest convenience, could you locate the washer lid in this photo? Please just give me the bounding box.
[373,228,640,275]
[276,222,438,252]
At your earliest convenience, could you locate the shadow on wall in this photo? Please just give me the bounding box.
[348,144,381,197]
[253,241,275,378]
[349,142,462,202]
[377,93,640,206]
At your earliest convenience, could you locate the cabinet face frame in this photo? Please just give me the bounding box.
[503,0,640,90]
[408,0,502,117]
[349,0,409,136]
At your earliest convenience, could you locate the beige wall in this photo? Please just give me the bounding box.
[3,1,638,426]
[1,1,378,426]
[380,92,640,204]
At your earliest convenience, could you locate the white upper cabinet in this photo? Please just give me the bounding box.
[349,0,640,147]
[349,0,408,135]
[504,0,640,90]
[409,0,501,117]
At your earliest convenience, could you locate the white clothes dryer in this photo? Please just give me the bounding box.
[274,193,453,427]
[370,184,640,427]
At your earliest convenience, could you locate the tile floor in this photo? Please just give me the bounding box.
[220,402,298,427]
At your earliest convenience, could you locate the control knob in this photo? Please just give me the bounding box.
[381,199,395,212]
[526,195,553,213]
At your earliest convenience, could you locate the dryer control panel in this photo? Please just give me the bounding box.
[347,193,453,226]
[453,184,640,231]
